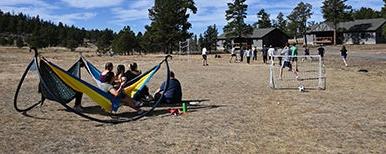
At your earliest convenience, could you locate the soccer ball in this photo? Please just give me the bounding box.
[298,85,305,92]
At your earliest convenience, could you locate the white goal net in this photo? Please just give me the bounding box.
[269,55,326,90]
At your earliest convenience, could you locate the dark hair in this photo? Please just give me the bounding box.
[102,72,115,83]
[170,71,175,78]
[105,62,113,71]
[130,62,138,71]
[117,65,125,76]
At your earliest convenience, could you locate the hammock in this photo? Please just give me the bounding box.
[14,49,172,123]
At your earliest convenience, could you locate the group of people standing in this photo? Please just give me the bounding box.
[202,43,349,68]
[229,46,258,64]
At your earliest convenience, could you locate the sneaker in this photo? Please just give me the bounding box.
[133,100,144,108]
[136,109,146,115]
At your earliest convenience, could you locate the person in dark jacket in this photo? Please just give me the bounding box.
[154,71,182,104]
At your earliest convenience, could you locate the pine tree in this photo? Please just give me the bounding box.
[322,0,353,45]
[275,12,287,32]
[352,7,380,19]
[382,0,386,18]
[288,2,312,45]
[223,0,253,38]
[136,32,143,54]
[198,34,204,48]
[96,29,115,53]
[111,26,136,55]
[256,9,272,28]
[146,0,197,54]
[203,24,218,51]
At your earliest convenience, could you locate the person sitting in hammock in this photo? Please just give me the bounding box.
[124,62,152,101]
[75,62,114,112]
[114,64,127,86]
[100,71,143,112]
[100,62,114,82]
[124,62,141,81]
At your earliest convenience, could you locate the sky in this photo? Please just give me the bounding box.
[0,0,383,35]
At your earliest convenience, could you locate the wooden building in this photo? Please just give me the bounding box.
[217,28,289,50]
[306,18,386,45]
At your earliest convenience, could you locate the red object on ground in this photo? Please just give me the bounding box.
[168,108,181,115]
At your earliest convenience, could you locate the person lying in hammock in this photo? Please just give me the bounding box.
[100,71,143,112]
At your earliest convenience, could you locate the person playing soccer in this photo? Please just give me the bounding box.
[290,43,299,72]
[279,43,298,80]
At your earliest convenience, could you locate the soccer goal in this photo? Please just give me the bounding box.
[179,39,190,55]
[269,55,326,90]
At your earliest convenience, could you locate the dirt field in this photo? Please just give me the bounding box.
[0,45,385,153]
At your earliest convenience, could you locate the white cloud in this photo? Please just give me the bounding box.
[61,0,124,9]
[110,0,153,24]
[1,6,96,25]
[0,0,57,9]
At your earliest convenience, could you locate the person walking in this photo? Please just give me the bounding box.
[202,47,208,66]
[340,45,348,67]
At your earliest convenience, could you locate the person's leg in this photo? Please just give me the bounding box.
[279,64,284,80]
[121,96,141,111]
[342,56,348,66]
[74,92,83,111]
[263,55,267,63]
[294,58,298,72]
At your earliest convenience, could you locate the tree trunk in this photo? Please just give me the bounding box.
[333,28,337,45]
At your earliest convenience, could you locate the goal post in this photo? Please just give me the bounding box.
[269,55,326,90]
[179,39,190,55]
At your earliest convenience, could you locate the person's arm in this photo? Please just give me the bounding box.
[108,86,120,96]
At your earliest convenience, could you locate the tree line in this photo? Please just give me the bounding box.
[1,0,386,53]
[0,10,116,51]
[223,0,386,46]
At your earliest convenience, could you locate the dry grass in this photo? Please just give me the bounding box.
[0,46,385,153]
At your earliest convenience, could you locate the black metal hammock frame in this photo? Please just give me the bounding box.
[14,48,172,124]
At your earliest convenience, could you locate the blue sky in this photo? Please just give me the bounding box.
[0,0,383,35]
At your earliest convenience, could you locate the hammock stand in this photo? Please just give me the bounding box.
[14,48,172,124]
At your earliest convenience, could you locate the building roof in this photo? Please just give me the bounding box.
[307,18,386,33]
[218,27,279,39]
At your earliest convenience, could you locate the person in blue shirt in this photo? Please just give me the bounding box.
[154,71,182,104]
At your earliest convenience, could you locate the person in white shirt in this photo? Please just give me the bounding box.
[268,45,275,61]
[202,47,208,66]
[229,46,237,63]
[245,47,252,64]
